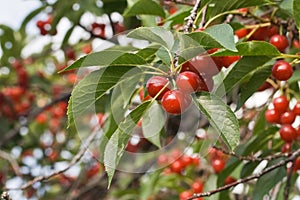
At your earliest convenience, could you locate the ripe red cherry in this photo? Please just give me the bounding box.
[157,154,169,166]
[192,181,204,193]
[293,102,300,115]
[273,96,289,113]
[269,34,289,52]
[235,28,248,39]
[294,157,300,172]
[146,76,170,100]
[224,176,236,185]
[211,158,225,173]
[280,111,296,124]
[281,142,292,153]
[272,60,293,81]
[181,54,219,76]
[179,191,193,200]
[279,124,297,142]
[170,160,184,173]
[176,71,201,93]
[161,90,192,115]
[265,109,280,124]
[181,155,193,167]
[198,75,214,92]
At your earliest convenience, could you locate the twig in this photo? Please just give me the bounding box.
[213,146,289,162]
[0,192,11,200]
[0,150,22,177]
[187,149,300,199]
[165,0,195,6]
[5,124,98,191]
[77,23,107,40]
[198,5,207,29]
[183,0,201,33]
[284,158,295,200]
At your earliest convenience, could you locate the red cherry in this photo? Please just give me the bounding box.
[265,109,280,124]
[235,28,249,39]
[224,176,236,185]
[181,155,193,167]
[198,75,214,92]
[181,54,219,76]
[211,158,225,173]
[294,157,300,172]
[293,40,300,48]
[272,60,293,81]
[179,191,193,200]
[146,76,170,100]
[192,181,204,193]
[139,89,151,102]
[257,82,272,91]
[279,124,297,142]
[157,154,169,166]
[170,160,184,173]
[212,56,240,69]
[161,90,192,115]
[297,127,300,138]
[281,142,292,153]
[176,71,201,93]
[293,102,300,115]
[269,34,289,52]
[273,96,289,113]
[87,163,101,178]
[280,111,296,124]
[36,113,47,124]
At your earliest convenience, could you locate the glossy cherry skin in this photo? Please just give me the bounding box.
[176,71,201,93]
[293,102,300,115]
[280,111,296,124]
[273,96,289,113]
[192,181,204,193]
[235,28,248,39]
[146,76,171,100]
[161,90,192,115]
[272,60,293,81]
[269,34,289,52]
[265,109,281,124]
[224,176,237,185]
[281,142,292,153]
[211,158,225,173]
[179,191,193,200]
[170,160,184,173]
[181,54,219,76]
[198,75,214,92]
[279,124,297,142]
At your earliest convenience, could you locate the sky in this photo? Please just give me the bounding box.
[0,0,41,29]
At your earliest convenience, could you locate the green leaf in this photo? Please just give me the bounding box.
[252,107,268,135]
[216,56,272,94]
[280,0,293,15]
[104,101,152,188]
[178,25,237,63]
[61,25,76,48]
[63,50,147,71]
[20,5,46,33]
[194,92,240,150]
[288,69,300,84]
[140,169,163,200]
[213,41,281,56]
[293,0,300,31]
[253,159,286,199]
[68,66,142,127]
[240,162,259,178]
[127,27,174,50]
[124,0,165,18]
[237,65,272,109]
[142,101,165,147]
[205,0,272,19]
[204,24,237,52]
[165,7,192,26]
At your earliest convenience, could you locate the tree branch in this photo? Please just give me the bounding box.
[284,158,295,200]
[5,124,98,191]
[0,150,22,177]
[165,0,195,6]
[187,149,300,199]
[183,0,201,33]
[213,146,290,162]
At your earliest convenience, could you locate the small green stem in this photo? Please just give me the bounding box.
[204,11,240,29]
[140,65,168,76]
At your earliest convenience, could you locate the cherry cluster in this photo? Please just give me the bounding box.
[0,60,32,119]
[144,49,241,115]
[36,16,57,36]
[265,96,300,143]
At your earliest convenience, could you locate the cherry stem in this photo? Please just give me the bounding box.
[140,65,168,76]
